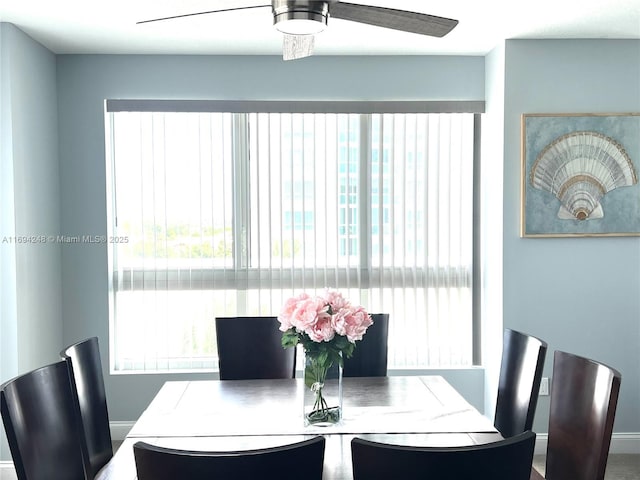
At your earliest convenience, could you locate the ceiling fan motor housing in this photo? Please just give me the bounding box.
[272,0,330,34]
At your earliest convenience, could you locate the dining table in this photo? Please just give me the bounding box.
[96,376,502,479]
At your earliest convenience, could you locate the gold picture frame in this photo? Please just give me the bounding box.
[521,112,640,237]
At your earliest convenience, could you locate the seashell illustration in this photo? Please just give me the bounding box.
[530,131,637,221]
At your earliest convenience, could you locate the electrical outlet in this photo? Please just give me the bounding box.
[539,377,549,396]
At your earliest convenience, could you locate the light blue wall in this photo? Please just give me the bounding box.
[55,54,486,422]
[0,22,62,461]
[502,39,640,433]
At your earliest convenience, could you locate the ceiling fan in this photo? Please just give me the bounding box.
[138,0,458,60]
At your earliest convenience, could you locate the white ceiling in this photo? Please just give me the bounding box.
[1,0,639,57]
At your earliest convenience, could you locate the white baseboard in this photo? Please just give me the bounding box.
[611,433,640,454]
[110,421,135,441]
[535,432,640,455]
[533,434,548,455]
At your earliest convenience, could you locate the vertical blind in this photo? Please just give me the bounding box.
[106,103,477,373]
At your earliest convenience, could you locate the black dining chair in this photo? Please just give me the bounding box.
[351,431,536,480]
[343,313,390,377]
[1,361,86,480]
[494,328,547,437]
[215,316,296,380]
[61,337,113,478]
[134,436,326,480]
[530,350,621,480]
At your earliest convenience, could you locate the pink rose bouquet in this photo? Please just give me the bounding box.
[278,289,373,359]
[278,289,372,424]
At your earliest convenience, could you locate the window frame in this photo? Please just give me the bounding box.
[105,99,485,374]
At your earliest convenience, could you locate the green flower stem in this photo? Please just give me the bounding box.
[311,358,328,417]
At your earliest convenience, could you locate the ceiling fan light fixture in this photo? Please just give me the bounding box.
[273,1,329,35]
[275,16,327,35]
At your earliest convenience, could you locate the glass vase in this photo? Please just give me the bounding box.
[303,350,343,426]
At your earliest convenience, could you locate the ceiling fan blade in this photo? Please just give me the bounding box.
[282,34,315,60]
[137,2,270,25]
[330,2,458,38]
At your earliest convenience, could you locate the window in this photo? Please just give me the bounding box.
[105,100,480,373]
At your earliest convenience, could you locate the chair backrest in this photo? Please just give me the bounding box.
[544,350,621,480]
[61,337,113,478]
[215,316,296,380]
[134,436,326,480]
[343,313,389,377]
[494,328,547,437]
[0,361,86,480]
[351,431,536,480]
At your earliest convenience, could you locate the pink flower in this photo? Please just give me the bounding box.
[331,308,350,337]
[323,289,349,313]
[278,293,310,332]
[292,296,329,333]
[307,315,336,342]
[341,307,373,343]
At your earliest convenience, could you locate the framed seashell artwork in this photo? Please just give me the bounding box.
[521,112,640,237]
